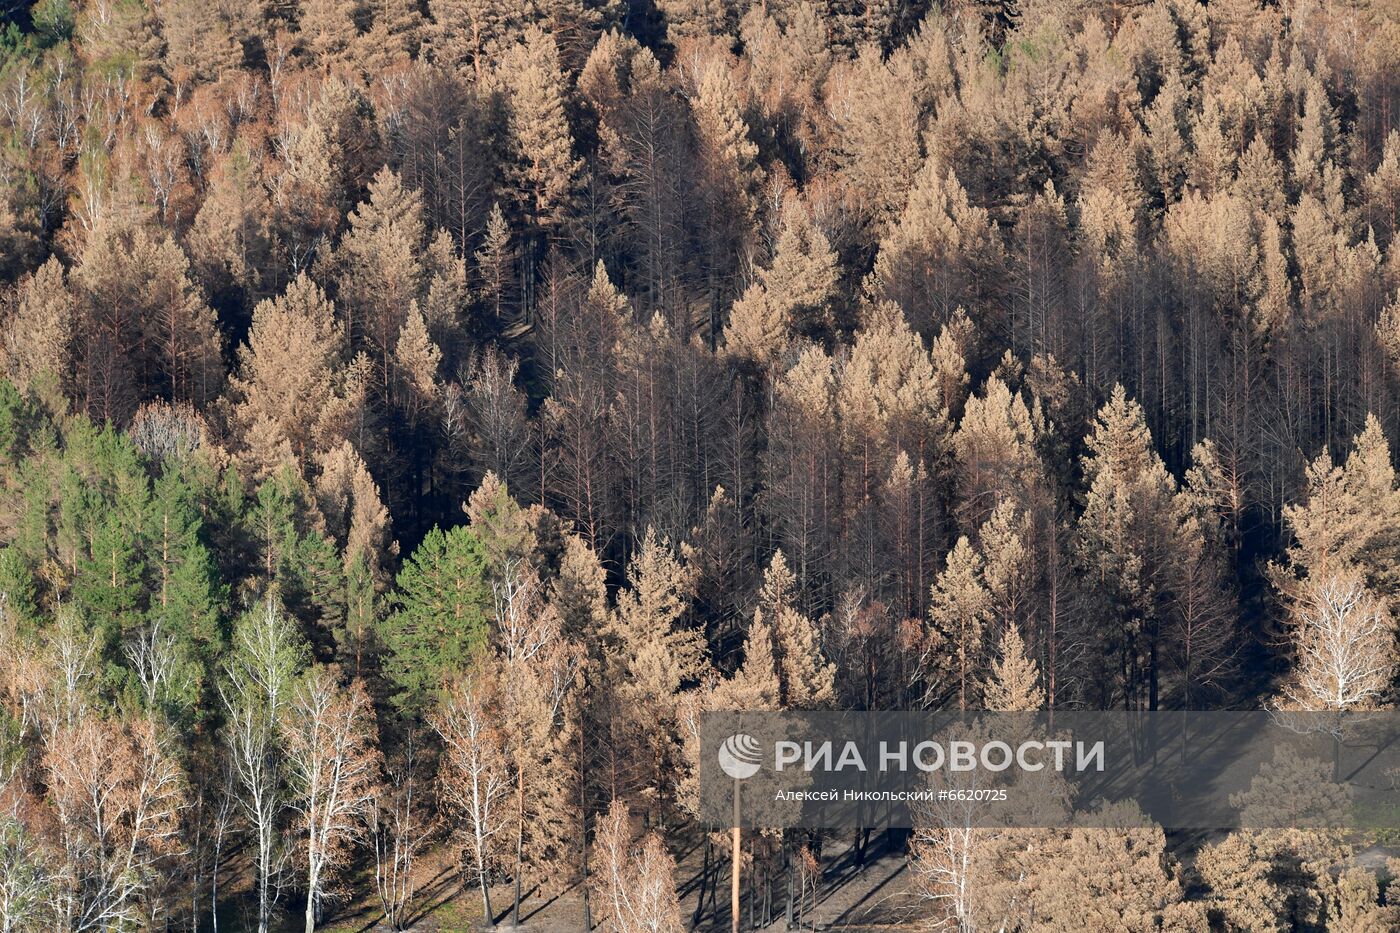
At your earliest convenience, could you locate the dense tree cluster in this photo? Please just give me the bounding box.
[1,0,1400,927]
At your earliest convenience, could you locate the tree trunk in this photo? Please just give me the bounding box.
[306,831,322,933]
[211,784,230,933]
[580,724,592,932]
[512,768,524,928]
[480,863,496,929]
[257,816,272,933]
[785,842,795,931]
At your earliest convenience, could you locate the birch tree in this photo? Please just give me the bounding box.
[0,812,50,933]
[43,716,186,932]
[433,669,511,929]
[1280,572,1397,712]
[590,799,684,933]
[220,597,305,933]
[371,730,434,931]
[281,668,382,933]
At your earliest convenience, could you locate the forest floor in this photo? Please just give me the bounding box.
[311,831,1400,932]
[317,832,919,932]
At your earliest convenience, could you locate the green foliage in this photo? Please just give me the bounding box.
[378,524,492,709]
[0,546,38,631]
[0,379,33,465]
[291,530,345,650]
[0,706,22,777]
[11,461,50,568]
[246,468,303,585]
[71,487,146,677]
[0,22,34,72]
[30,0,74,47]
[0,813,47,922]
[223,593,308,710]
[246,469,310,583]
[338,549,379,676]
[241,467,347,655]
[0,0,73,67]
[0,404,236,717]
[144,466,227,718]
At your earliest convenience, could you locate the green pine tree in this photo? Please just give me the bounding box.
[379,524,492,709]
[69,428,150,673]
[246,467,311,589]
[0,547,38,633]
[145,466,226,717]
[338,550,380,677]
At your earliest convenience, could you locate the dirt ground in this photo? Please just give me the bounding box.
[316,832,1400,932]
[318,832,921,932]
